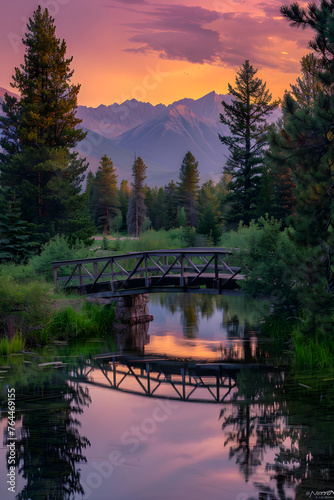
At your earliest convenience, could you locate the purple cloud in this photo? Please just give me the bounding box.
[124,4,222,64]
[113,1,310,71]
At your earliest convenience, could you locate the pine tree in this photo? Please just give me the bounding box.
[197,181,222,245]
[267,0,334,329]
[219,60,279,227]
[290,53,324,107]
[119,180,130,233]
[127,157,147,237]
[0,188,35,263]
[145,186,169,230]
[164,180,178,229]
[92,155,120,235]
[0,6,89,244]
[258,121,296,223]
[177,151,200,227]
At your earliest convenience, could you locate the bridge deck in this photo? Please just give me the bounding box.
[53,247,244,296]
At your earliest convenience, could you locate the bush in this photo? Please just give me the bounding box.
[222,216,300,311]
[0,276,52,337]
[0,261,37,283]
[30,234,92,281]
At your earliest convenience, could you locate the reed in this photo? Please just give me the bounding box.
[0,333,25,356]
[40,301,115,342]
[292,332,334,371]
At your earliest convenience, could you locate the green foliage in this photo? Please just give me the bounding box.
[90,155,120,234]
[127,157,148,236]
[275,0,334,328]
[0,333,25,356]
[118,179,130,232]
[145,186,169,230]
[197,204,222,245]
[164,180,179,229]
[219,60,279,227]
[115,229,183,253]
[176,206,187,228]
[30,234,92,281]
[0,262,37,283]
[0,276,51,337]
[0,190,36,263]
[0,6,90,245]
[112,213,123,234]
[42,302,115,341]
[292,332,334,370]
[177,151,200,227]
[102,235,109,251]
[180,227,197,247]
[226,216,300,311]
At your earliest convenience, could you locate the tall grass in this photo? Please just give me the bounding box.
[292,332,334,370]
[0,333,25,356]
[40,301,115,342]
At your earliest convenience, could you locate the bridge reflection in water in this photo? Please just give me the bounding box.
[73,353,270,404]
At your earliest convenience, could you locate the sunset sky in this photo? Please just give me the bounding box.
[0,0,312,107]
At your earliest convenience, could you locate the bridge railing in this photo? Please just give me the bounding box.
[52,247,242,294]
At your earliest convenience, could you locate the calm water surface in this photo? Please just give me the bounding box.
[0,293,333,500]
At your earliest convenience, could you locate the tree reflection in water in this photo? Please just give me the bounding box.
[151,292,268,340]
[220,370,334,499]
[2,368,91,499]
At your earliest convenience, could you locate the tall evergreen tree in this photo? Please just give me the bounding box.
[92,155,120,235]
[177,151,200,227]
[290,53,324,107]
[0,6,89,244]
[266,0,334,329]
[197,181,222,244]
[164,180,179,229]
[119,180,130,233]
[145,186,169,230]
[0,188,35,263]
[219,60,279,227]
[127,157,147,237]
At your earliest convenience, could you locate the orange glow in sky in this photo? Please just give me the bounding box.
[0,0,312,107]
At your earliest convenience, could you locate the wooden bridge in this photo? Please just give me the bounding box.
[52,248,243,297]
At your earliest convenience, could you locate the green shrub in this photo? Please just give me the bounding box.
[0,276,52,337]
[0,261,37,283]
[225,216,301,311]
[30,234,92,281]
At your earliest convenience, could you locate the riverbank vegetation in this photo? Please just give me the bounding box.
[1,3,334,369]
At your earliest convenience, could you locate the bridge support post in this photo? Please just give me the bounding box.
[93,262,98,280]
[215,253,218,279]
[180,253,185,286]
[181,367,186,400]
[145,254,150,287]
[78,264,83,287]
[53,266,59,290]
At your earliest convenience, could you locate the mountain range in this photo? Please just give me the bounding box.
[75,91,234,186]
[0,88,281,186]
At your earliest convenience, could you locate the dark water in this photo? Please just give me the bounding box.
[1,293,334,500]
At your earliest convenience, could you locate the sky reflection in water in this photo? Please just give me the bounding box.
[0,293,333,500]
